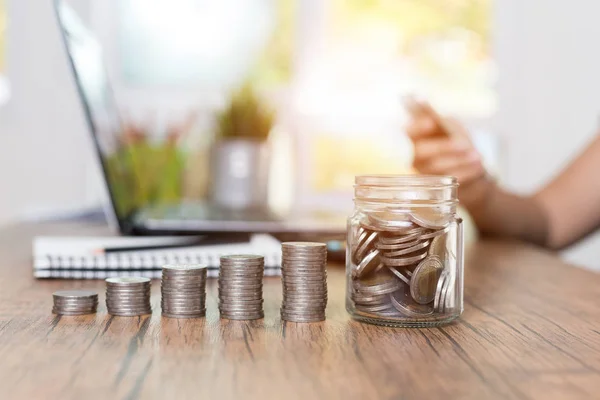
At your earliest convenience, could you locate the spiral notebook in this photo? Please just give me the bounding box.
[33,234,282,279]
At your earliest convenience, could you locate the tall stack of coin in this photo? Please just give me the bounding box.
[105,277,152,316]
[52,290,98,315]
[218,255,264,320]
[161,265,207,318]
[350,209,456,321]
[281,242,328,323]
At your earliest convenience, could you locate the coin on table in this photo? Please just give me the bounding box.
[106,277,151,285]
[410,256,444,305]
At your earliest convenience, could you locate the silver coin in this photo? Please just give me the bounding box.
[163,264,207,271]
[108,311,152,317]
[161,312,205,319]
[106,293,151,299]
[380,251,428,267]
[106,277,151,285]
[353,271,400,295]
[353,231,378,261]
[161,291,205,297]
[353,249,381,279]
[219,266,265,272]
[219,309,265,316]
[433,269,449,311]
[390,289,434,317]
[161,275,207,281]
[282,241,327,249]
[351,292,388,304]
[409,209,453,230]
[282,276,327,282]
[384,240,430,258]
[52,309,96,315]
[218,287,263,294]
[386,266,412,285]
[419,225,451,240]
[220,313,264,321]
[218,297,264,304]
[440,271,455,313]
[352,228,368,259]
[53,306,97,313]
[162,306,206,313]
[281,308,326,317]
[410,256,444,305]
[53,300,98,307]
[367,214,414,232]
[162,299,206,305]
[281,314,325,323]
[355,302,394,313]
[221,254,264,261]
[53,290,98,299]
[282,268,326,274]
[429,234,448,258]
[282,298,327,306]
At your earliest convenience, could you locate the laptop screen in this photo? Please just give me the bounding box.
[56,2,141,229]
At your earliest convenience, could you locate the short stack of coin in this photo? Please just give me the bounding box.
[105,277,152,316]
[52,290,98,315]
[281,242,328,323]
[218,255,264,320]
[350,208,455,321]
[161,265,207,318]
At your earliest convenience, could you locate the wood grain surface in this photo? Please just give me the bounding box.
[1,221,600,399]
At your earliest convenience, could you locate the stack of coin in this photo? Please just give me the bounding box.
[52,290,98,315]
[218,255,264,320]
[281,242,328,323]
[161,264,207,318]
[105,277,152,316]
[350,208,456,321]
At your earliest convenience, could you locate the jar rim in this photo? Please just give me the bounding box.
[355,174,458,187]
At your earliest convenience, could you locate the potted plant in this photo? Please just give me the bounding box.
[210,83,275,210]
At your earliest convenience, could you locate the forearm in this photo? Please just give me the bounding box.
[462,178,550,247]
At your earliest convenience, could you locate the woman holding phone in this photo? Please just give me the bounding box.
[406,100,600,249]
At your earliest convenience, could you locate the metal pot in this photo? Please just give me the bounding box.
[209,139,270,210]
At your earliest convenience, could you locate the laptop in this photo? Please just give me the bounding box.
[54,1,346,237]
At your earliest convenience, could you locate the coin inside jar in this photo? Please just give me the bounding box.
[410,256,444,305]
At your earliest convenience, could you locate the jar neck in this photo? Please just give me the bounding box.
[354,175,458,213]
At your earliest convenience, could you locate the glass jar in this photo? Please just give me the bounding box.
[346,175,464,327]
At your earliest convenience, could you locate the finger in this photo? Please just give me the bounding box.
[406,116,438,138]
[413,138,471,160]
[447,162,486,185]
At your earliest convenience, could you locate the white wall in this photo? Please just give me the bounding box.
[494,0,600,269]
[0,0,97,225]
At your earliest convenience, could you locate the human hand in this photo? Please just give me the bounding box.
[405,98,493,209]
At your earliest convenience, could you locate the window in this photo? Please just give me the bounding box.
[99,0,494,211]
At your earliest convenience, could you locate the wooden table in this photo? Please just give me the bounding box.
[1,222,600,399]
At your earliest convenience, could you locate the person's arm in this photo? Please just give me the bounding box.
[406,101,600,249]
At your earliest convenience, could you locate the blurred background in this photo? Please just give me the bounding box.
[1,0,600,269]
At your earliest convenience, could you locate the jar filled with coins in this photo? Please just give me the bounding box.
[346,175,464,327]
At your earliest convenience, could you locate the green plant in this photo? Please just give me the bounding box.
[216,84,275,141]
